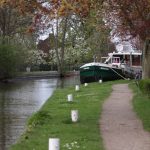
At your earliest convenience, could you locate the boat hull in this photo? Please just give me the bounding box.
[80,65,124,83]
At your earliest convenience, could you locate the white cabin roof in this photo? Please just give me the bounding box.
[109,51,142,56]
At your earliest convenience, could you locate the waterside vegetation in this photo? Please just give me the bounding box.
[10,79,150,150]
[11,81,124,150]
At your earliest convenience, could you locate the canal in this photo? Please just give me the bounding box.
[0,75,80,150]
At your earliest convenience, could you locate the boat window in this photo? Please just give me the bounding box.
[112,57,120,63]
[132,55,141,66]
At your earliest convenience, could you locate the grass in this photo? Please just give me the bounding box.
[130,82,150,131]
[10,80,129,150]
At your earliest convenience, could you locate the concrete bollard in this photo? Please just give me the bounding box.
[26,67,31,72]
[71,110,79,122]
[67,94,73,102]
[49,138,60,150]
[99,79,102,83]
[75,85,80,91]
[84,83,88,86]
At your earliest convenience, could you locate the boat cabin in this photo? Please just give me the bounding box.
[103,51,142,68]
[101,51,142,78]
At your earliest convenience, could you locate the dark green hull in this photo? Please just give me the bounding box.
[80,65,124,84]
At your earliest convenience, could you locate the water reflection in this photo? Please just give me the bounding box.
[57,75,80,88]
[0,79,57,150]
[0,75,80,150]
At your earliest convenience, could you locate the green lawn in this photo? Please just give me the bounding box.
[130,82,150,131]
[10,80,129,150]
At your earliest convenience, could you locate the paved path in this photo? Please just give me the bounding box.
[100,84,150,150]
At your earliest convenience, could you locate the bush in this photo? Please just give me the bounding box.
[139,79,150,96]
[0,44,25,79]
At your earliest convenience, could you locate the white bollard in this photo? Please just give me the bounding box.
[84,83,88,86]
[75,85,80,91]
[26,67,31,72]
[71,110,79,122]
[99,79,102,83]
[49,138,60,150]
[67,94,73,102]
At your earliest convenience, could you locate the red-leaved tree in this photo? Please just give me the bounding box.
[0,0,93,76]
[102,0,150,79]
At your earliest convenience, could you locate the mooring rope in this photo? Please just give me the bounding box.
[110,67,128,80]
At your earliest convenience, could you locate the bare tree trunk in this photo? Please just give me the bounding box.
[142,38,150,79]
[53,16,68,77]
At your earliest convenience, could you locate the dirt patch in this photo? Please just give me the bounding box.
[100,84,150,150]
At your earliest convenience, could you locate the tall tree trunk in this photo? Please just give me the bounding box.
[53,16,68,77]
[59,16,68,77]
[142,38,150,79]
[54,17,61,76]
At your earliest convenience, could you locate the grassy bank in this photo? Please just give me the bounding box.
[10,80,150,150]
[130,82,150,131]
[11,80,123,150]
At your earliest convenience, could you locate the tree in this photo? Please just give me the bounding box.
[0,0,111,77]
[25,49,47,69]
[102,0,150,79]
[20,0,91,76]
[0,3,41,78]
[0,2,32,44]
[83,11,113,61]
[32,1,92,76]
[0,44,26,80]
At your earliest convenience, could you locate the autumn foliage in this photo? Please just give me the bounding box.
[103,0,150,42]
[0,0,91,17]
[102,0,150,78]
[1,0,150,41]
[0,0,96,33]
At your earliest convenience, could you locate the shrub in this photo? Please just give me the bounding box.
[139,79,150,96]
[0,44,25,79]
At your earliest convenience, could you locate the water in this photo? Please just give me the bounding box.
[0,75,80,150]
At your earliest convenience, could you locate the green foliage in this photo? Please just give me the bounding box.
[139,79,150,96]
[0,4,32,40]
[0,44,25,79]
[82,11,113,61]
[130,82,150,131]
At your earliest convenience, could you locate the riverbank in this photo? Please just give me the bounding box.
[10,80,129,150]
[15,71,79,79]
[10,80,150,150]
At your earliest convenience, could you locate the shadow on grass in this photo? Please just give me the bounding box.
[62,119,80,124]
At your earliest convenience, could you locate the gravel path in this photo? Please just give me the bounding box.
[100,84,150,150]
